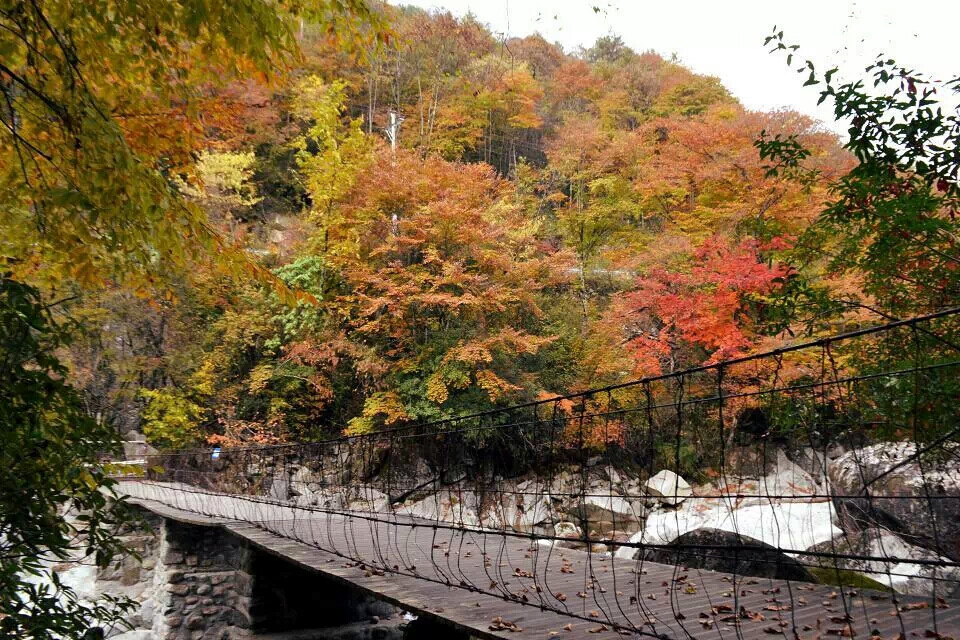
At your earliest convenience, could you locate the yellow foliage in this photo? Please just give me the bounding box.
[345,391,409,435]
[247,363,275,394]
[475,369,521,401]
[426,374,450,404]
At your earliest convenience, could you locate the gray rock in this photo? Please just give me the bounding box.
[790,446,829,483]
[489,487,553,531]
[574,494,644,528]
[800,527,960,597]
[291,466,323,498]
[269,468,290,501]
[826,443,847,460]
[398,491,480,527]
[604,466,622,485]
[643,528,817,582]
[139,600,155,626]
[349,488,390,513]
[294,493,317,508]
[828,442,960,560]
[553,522,581,539]
[122,440,157,459]
[614,531,642,560]
[109,632,152,640]
[328,493,348,510]
[726,450,822,507]
[120,562,140,586]
[185,613,205,630]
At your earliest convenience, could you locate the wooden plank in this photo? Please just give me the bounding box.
[123,482,960,640]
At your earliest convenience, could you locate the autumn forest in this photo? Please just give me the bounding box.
[4,0,960,637]
[4,4,957,452]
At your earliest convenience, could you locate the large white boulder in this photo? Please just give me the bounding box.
[642,496,840,555]
[644,470,692,506]
[829,442,960,560]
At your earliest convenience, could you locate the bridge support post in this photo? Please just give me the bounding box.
[152,519,253,640]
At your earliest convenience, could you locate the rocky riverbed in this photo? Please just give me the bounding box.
[48,438,960,638]
[282,440,960,598]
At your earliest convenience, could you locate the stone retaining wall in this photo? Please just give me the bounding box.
[101,506,403,639]
[152,519,253,640]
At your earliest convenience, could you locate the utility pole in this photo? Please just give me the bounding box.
[385,110,405,154]
[385,110,405,235]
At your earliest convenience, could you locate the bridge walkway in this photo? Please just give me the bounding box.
[120,481,960,640]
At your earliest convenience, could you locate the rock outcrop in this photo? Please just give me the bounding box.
[640,497,840,555]
[639,452,838,556]
[828,442,960,560]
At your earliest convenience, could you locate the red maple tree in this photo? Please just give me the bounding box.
[621,236,791,375]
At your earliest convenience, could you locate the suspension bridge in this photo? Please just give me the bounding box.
[121,308,960,639]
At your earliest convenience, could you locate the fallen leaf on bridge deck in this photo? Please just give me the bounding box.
[489,616,523,632]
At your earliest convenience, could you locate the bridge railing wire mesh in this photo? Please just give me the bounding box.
[127,307,960,638]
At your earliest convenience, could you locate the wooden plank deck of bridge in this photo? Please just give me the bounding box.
[120,481,960,640]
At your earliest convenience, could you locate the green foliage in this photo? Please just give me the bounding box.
[758,31,960,319]
[139,388,205,450]
[582,35,635,64]
[756,32,960,442]
[0,277,137,638]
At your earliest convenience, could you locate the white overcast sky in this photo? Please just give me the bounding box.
[390,0,960,134]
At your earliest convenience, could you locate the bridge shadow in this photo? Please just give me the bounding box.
[250,548,399,638]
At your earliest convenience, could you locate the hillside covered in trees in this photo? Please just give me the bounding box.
[4,2,960,637]
[8,5,956,450]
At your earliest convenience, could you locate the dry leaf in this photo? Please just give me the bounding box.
[826,625,856,637]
